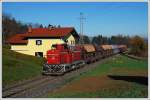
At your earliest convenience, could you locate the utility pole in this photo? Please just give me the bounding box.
[79,12,85,44]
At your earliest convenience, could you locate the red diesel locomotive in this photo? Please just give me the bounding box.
[43,44,84,75]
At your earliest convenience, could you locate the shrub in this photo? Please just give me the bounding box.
[129,36,147,56]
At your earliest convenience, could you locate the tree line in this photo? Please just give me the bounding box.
[82,34,131,46]
[2,14,28,44]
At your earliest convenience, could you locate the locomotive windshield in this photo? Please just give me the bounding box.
[51,44,56,49]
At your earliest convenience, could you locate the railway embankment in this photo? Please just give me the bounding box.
[2,48,44,87]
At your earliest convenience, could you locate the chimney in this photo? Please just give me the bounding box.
[48,24,52,30]
[28,25,32,33]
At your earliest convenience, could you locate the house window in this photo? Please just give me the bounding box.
[73,41,74,44]
[36,40,42,45]
[35,52,43,57]
[71,41,72,44]
[71,40,75,45]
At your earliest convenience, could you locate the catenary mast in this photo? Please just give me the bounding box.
[79,13,85,44]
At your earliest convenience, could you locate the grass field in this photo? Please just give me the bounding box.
[48,55,148,98]
[2,48,44,86]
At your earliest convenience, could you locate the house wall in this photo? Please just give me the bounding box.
[11,34,76,57]
[67,34,76,45]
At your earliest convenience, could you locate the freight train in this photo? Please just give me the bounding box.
[43,44,127,75]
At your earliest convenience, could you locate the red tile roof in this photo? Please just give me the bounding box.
[7,27,78,44]
[26,27,75,37]
[7,34,28,44]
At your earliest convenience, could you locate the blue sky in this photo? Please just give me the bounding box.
[2,2,148,38]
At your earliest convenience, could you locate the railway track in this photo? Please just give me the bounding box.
[3,75,45,91]
[2,76,56,97]
[2,55,117,98]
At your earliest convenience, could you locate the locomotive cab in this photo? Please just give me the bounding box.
[45,44,73,66]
